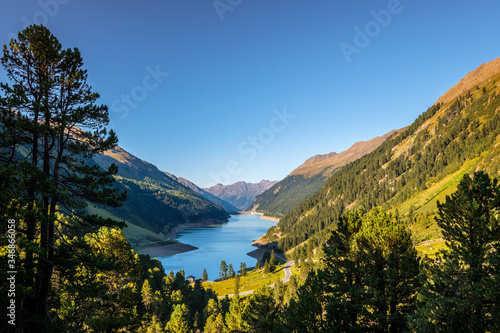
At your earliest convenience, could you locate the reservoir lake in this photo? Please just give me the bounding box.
[158,214,277,281]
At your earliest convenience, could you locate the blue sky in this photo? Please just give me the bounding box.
[1,0,500,187]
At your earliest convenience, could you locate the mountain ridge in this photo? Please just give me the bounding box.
[203,180,278,211]
[248,129,399,218]
[176,177,240,213]
[274,56,500,253]
[437,56,500,105]
[93,146,230,235]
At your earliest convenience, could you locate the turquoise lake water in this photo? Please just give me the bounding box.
[158,214,277,280]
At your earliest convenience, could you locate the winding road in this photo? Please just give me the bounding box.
[217,260,295,298]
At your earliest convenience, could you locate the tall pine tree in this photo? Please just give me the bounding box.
[412,171,500,332]
[0,25,125,332]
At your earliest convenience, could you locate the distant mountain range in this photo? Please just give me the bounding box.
[203,180,278,211]
[275,56,500,252]
[248,130,398,218]
[176,177,239,213]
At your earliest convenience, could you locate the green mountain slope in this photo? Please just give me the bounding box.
[248,131,398,218]
[93,147,230,234]
[276,56,500,252]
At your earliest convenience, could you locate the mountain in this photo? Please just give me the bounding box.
[203,180,278,211]
[248,130,398,218]
[275,56,500,252]
[92,146,230,234]
[176,177,239,213]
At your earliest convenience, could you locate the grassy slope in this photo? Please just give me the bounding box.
[275,69,500,253]
[202,264,286,297]
[86,205,174,248]
[93,146,230,234]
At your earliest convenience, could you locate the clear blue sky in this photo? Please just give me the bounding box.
[1,0,500,187]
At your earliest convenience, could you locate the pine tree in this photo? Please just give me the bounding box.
[0,25,125,331]
[412,171,500,332]
[220,260,228,280]
[318,207,420,331]
[54,227,140,332]
[225,296,248,332]
[203,299,226,332]
[280,270,328,332]
[269,249,277,272]
[202,268,208,281]
[240,262,247,276]
[264,259,270,274]
[228,264,235,278]
[166,304,192,333]
[242,287,279,332]
[322,208,364,332]
[352,208,420,332]
[234,275,240,296]
[142,279,153,308]
[203,313,226,333]
[138,315,164,333]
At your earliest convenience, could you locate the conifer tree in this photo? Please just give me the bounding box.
[412,171,500,332]
[240,262,247,276]
[228,263,235,278]
[290,207,421,332]
[269,249,277,272]
[220,260,228,280]
[263,259,270,274]
[202,268,208,281]
[166,304,192,333]
[323,208,364,332]
[142,279,153,309]
[234,275,240,296]
[203,313,226,333]
[351,208,420,332]
[0,25,125,331]
[225,296,248,332]
[242,287,279,332]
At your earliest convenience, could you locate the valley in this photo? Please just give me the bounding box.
[2,10,500,331]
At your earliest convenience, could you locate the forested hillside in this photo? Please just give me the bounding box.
[93,147,229,234]
[277,57,500,252]
[249,131,397,217]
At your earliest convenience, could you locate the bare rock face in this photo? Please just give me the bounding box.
[437,56,500,105]
[290,130,398,179]
[203,180,278,211]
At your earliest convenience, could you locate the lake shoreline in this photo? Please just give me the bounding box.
[163,218,229,239]
[252,211,281,222]
[134,218,230,258]
[135,241,198,257]
[153,214,278,278]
